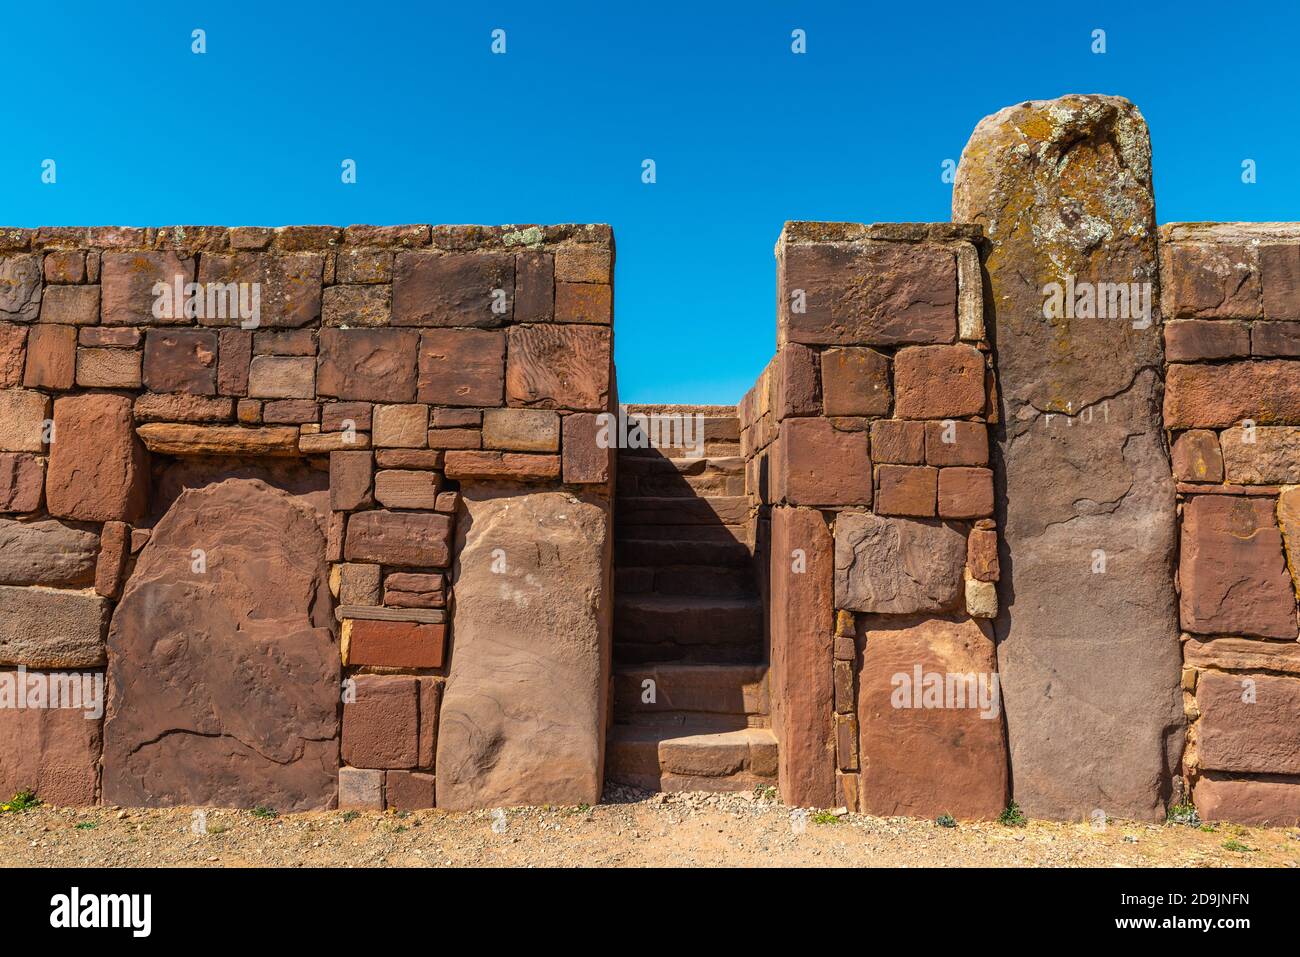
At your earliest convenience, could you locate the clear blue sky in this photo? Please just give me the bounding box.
[3,2,1296,403]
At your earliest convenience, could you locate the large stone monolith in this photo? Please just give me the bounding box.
[953,95,1184,821]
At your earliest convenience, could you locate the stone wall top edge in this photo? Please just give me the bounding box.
[779,221,984,247]
[1159,222,1300,244]
[0,223,614,254]
[623,403,737,416]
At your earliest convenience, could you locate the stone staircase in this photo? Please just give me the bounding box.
[607,405,777,793]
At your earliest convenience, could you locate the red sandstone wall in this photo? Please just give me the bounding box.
[1159,223,1300,825]
[739,223,1009,818]
[0,224,615,811]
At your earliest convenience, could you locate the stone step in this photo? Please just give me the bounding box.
[616,495,749,526]
[617,456,745,498]
[605,725,778,793]
[616,565,756,597]
[614,594,762,646]
[613,664,769,727]
[615,537,752,568]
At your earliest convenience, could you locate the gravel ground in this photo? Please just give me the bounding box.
[3,786,1297,868]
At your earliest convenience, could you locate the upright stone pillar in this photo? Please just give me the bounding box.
[953,95,1183,821]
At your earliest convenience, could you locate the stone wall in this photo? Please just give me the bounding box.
[0,223,615,811]
[1160,223,1300,825]
[739,223,1010,818]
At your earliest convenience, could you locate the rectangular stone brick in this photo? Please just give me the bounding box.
[1165,361,1300,428]
[372,403,429,448]
[386,770,436,810]
[1160,242,1260,319]
[1220,425,1300,485]
[322,284,391,327]
[75,348,141,388]
[375,448,443,469]
[0,389,49,452]
[217,329,251,396]
[43,251,85,284]
[924,419,988,466]
[23,324,76,390]
[38,286,100,325]
[338,766,384,810]
[101,251,194,325]
[329,450,373,511]
[336,249,393,284]
[374,469,440,509]
[555,244,612,283]
[443,451,560,482]
[0,585,108,667]
[875,464,936,517]
[514,251,554,323]
[417,675,441,768]
[482,408,559,452]
[385,572,446,609]
[775,342,820,419]
[869,419,924,465]
[562,411,610,484]
[820,347,890,416]
[937,466,994,518]
[1259,244,1300,319]
[133,393,235,423]
[1196,671,1300,775]
[774,416,871,507]
[1164,319,1250,361]
[893,345,986,419]
[417,328,505,408]
[1171,429,1224,483]
[505,325,610,411]
[392,251,514,327]
[1251,321,1300,356]
[555,283,612,324]
[431,407,481,428]
[333,562,380,605]
[344,509,452,566]
[197,251,323,328]
[342,674,419,769]
[248,355,314,399]
[136,423,299,456]
[426,428,481,449]
[143,329,219,394]
[0,255,41,322]
[780,241,957,346]
[317,328,418,402]
[321,401,372,433]
[79,327,139,348]
[253,328,317,356]
[0,325,26,388]
[346,619,447,668]
[0,452,43,512]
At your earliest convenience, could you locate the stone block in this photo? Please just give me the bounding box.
[101,251,194,325]
[834,511,965,614]
[443,451,560,482]
[1165,360,1300,428]
[386,770,436,810]
[0,517,99,587]
[142,329,218,394]
[338,766,384,810]
[514,251,555,323]
[505,325,610,411]
[342,675,419,769]
[329,451,373,511]
[937,466,994,519]
[248,355,314,399]
[23,324,76,389]
[322,284,390,327]
[820,347,890,416]
[875,464,937,517]
[1171,429,1224,483]
[1220,425,1300,484]
[1164,319,1249,361]
[372,403,429,448]
[345,619,447,668]
[0,452,43,512]
[869,419,924,465]
[555,282,611,324]
[46,394,148,523]
[374,469,440,509]
[317,329,418,402]
[344,509,452,566]
[392,251,514,327]
[417,328,504,407]
[893,344,985,419]
[775,416,870,507]
[562,412,610,484]
[1196,671,1300,774]
[0,684,102,806]
[482,408,560,452]
[1160,242,1259,319]
[75,348,141,388]
[0,255,42,323]
[0,586,108,667]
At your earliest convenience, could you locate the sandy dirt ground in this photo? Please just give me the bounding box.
[2,787,1297,868]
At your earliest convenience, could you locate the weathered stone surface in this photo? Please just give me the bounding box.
[0,255,42,322]
[514,251,555,323]
[1281,487,1300,599]
[344,509,452,567]
[0,517,98,586]
[820,347,891,416]
[23,324,76,390]
[101,478,339,811]
[344,619,446,668]
[1220,426,1300,484]
[555,282,612,325]
[386,770,437,810]
[374,469,440,508]
[0,682,102,806]
[1183,635,1300,675]
[217,329,251,395]
[322,283,390,327]
[94,521,129,598]
[1160,243,1259,319]
[392,252,513,327]
[39,285,100,325]
[196,251,322,328]
[342,675,418,769]
[775,343,820,419]
[384,572,446,609]
[418,329,504,407]
[133,393,235,423]
[1165,361,1300,428]
[248,355,314,399]
[443,450,560,482]
[332,562,380,606]
[0,324,25,387]
[482,408,560,452]
[562,412,610,484]
[834,511,965,614]
[372,403,429,448]
[966,526,999,582]
[316,329,418,402]
[869,419,924,464]
[924,420,988,467]
[136,423,299,456]
[142,329,218,395]
[338,766,383,810]
[1180,496,1296,639]
[774,416,871,507]
[101,251,193,325]
[964,572,998,618]
[505,325,610,411]
[0,586,108,667]
[1260,243,1300,320]
[768,507,835,808]
[329,450,372,511]
[0,388,49,452]
[1252,321,1300,356]
[75,347,141,388]
[436,488,610,809]
[0,452,43,512]
[875,464,936,517]
[46,394,149,523]
[1172,429,1224,483]
[1192,773,1300,826]
[1164,319,1249,362]
[893,345,985,419]
[779,241,957,346]
[1196,671,1300,774]
[856,615,1008,819]
[937,466,994,519]
[953,95,1184,820]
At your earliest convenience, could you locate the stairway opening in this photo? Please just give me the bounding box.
[606,405,778,793]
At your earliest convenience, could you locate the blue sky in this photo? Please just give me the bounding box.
[2,2,1297,403]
